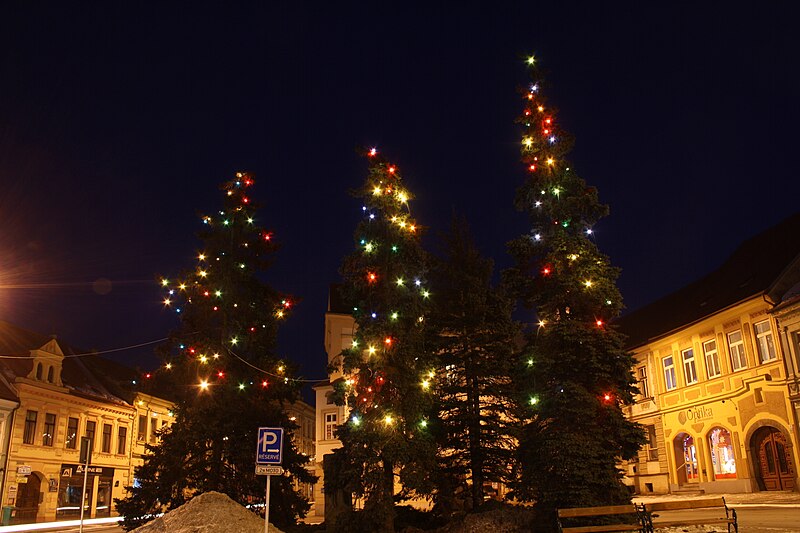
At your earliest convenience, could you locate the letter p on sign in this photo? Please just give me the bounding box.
[256,427,284,465]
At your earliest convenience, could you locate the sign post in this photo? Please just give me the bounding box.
[256,427,283,533]
[78,437,92,533]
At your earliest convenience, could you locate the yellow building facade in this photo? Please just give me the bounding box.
[0,327,139,524]
[620,215,800,494]
[311,292,354,521]
[0,320,317,525]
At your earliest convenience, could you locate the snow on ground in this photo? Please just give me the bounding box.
[131,491,284,533]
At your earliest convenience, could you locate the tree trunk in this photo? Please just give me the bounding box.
[467,358,484,509]
[382,457,395,532]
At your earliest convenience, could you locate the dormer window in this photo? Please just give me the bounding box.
[27,338,65,387]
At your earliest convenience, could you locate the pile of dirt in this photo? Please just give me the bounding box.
[132,491,284,533]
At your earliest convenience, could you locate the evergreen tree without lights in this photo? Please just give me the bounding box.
[505,57,645,526]
[329,150,437,532]
[428,216,518,512]
[115,174,314,530]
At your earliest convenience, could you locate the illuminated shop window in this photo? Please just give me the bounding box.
[709,427,736,479]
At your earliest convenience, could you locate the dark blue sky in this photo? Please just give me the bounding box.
[1,2,798,393]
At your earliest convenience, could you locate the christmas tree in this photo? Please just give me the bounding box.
[428,216,518,511]
[328,150,437,532]
[506,57,645,525]
[115,174,314,530]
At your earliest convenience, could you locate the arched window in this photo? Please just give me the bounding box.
[35,363,43,380]
[47,366,54,383]
[709,427,736,479]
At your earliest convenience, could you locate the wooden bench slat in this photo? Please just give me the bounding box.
[558,504,638,517]
[562,525,642,533]
[653,518,735,527]
[646,497,726,511]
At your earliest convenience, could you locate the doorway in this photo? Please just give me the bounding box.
[14,472,42,524]
[753,427,796,491]
[673,433,699,484]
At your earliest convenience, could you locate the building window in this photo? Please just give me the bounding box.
[341,327,353,352]
[150,416,158,442]
[754,320,777,363]
[23,410,37,444]
[85,420,96,449]
[66,417,79,449]
[636,366,649,398]
[709,427,736,479]
[324,412,338,440]
[646,424,659,461]
[703,339,721,378]
[47,366,54,383]
[682,348,698,384]
[43,413,56,446]
[138,415,147,441]
[102,423,112,453]
[663,355,677,391]
[35,363,43,380]
[728,330,748,371]
[117,426,127,455]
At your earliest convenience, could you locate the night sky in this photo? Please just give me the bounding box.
[1,3,799,397]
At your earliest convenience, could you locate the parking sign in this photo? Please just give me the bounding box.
[256,427,284,465]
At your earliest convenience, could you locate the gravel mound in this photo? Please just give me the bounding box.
[132,491,284,533]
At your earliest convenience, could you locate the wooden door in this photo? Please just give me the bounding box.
[756,428,796,491]
[14,473,41,524]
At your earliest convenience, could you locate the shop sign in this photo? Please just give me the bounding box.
[49,478,58,492]
[16,466,31,476]
[60,464,114,478]
[678,405,714,424]
[15,477,27,484]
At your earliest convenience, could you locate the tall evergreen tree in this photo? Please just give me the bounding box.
[116,174,314,530]
[505,58,645,526]
[429,216,518,512]
[329,150,437,532]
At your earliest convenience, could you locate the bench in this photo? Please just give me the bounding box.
[557,504,648,533]
[641,497,737,533]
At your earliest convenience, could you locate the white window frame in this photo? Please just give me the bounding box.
[728,330,748,371]
[636,365,649,398]
[703,339,721,378]
[682,348,698,385]
[324,412,338,441]
[753,320,777,363]
[663,355,677,391]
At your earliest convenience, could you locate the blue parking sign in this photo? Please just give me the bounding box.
[256,427,284,465]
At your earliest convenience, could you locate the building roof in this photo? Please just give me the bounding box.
[616,213,800,349]
[0,320,138,406]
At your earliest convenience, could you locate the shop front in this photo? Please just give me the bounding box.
[662,386,799,494]
[57,464,115,520]
[663,401,752,493]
